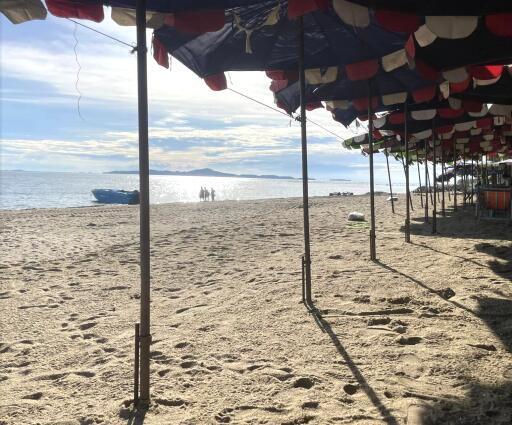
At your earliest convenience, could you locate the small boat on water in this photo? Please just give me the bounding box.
[92,189,140,205]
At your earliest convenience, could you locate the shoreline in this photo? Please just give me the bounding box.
[0,192,400,213]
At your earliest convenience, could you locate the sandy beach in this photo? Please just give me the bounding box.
[1,194,512,424]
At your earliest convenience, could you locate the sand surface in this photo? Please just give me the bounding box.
[1,194,512,424]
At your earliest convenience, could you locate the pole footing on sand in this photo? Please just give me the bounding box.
[138,333,152,406]
[134,322,140,405]
[405,219,411,243]
[369,229,376,261]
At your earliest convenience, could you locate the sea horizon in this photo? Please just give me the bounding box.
[0,170,404,211]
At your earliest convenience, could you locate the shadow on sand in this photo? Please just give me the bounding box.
[475,243,512,283]
[121,403,147,425]
[402,207,511,241]
[360,260,512,424]
[308,304,401,425]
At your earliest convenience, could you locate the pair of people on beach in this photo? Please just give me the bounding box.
[199,187,215,202]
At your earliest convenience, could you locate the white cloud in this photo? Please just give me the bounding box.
[1,14,366,175]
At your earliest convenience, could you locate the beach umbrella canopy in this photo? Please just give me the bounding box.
[405,17,512,74]
[275,63,512,126]
[271,65,434,115]
[334,1,512,15]
[344,119,512,158]
[327,64,512,127]
[153,1,411,79]
[372,106,507,134]
[0,0,276,27]
[451,66,512,109]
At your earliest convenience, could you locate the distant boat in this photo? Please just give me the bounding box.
[92,189,140,205]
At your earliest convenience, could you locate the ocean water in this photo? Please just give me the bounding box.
[0,171,402,210]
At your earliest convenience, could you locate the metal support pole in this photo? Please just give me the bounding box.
[134,322,140,404]
[453,139,457,211]
[463,155,466,207]
[471,157,474,205]
[385,150,395,214]
[432,130,437,234]
[417,157,423,208]
[441,147,446,217]
[485,155,488,186]
[404,104,410,242]
[298,17,312,306]
[426,162,434,205]
[136,0,151,405]
[301,255,305,303]
[424,142,429,223]
[368,81,377,260]
[475,156,480,217]
[401,157,414,212]
[447,162,451,202]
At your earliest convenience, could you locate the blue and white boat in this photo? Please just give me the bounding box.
[92,189,140,205]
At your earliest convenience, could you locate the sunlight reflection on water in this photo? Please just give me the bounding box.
[1,171,401,210]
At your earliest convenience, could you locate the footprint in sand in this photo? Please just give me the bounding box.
[79,322,97,331]
[154,398,187,407]
[406,404,433,425]
[150,351,173,364]
[157,368,171,377]
[302,401,319,409]
[215,408,234,423]
[0,291,12,300]
[343,384,359,395]
[293,377,315,389]
[22,392,43,400]
[74,371,95,378]
[396,354,424,379]
[397,336,422,345]
[180,360,197,369]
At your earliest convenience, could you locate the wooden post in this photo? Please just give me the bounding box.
[385,150,395,214]
[426,162,434,205]
[441,148,446,217]
[404,104,411,242]
[463,155,467,208]
[417,157,424,208]
[298,17,313,306]
[453,139,457,212]
[134,322,140,405]
[424,142,429,223]
[136,0,151,405]
[368,81,377,261]
[471,157,475,205]
[432,130,437,234]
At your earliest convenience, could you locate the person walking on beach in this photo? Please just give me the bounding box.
[211,188,215,201]
[199,187,204,202]
[204,188,210,201]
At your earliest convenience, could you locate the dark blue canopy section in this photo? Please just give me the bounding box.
[411,25,512,71]
[104,0,269,12]
[154,1,409,77]
[344,0,512,15]
[453,72,512,105]
[376,113,481,134]
[331,98,461,127]
[274,66,433,113]
[332,108,363,127]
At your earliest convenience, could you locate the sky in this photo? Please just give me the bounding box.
[0,11,415,184]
